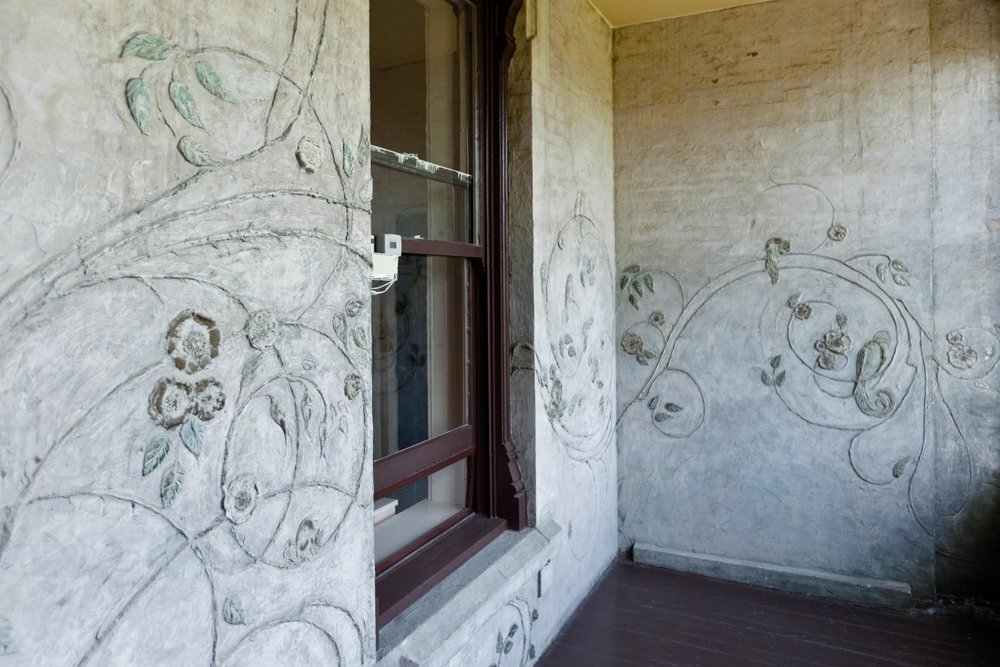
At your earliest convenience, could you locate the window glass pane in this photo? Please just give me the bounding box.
[374,458,468,563]
[370,0,471,173]
[370,163,470,242]
[372,255,468,460]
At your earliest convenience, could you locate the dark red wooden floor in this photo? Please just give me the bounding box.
[538,561,1000,666]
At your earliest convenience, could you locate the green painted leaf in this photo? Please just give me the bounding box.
[177,136,220,167]
[876,263,889,283]
[179,416,203,458]
[628,293,640,310]
[357,129,370,166]
[774,371,786,386]
[125,78,152,136]
[636,354,650,365]
[195,61,235,103]
[761,371,774,387]
[632,280,644,296]
[624,264,640,274]
[644,274,655,293]
[892,456,911,479]
[160,465,184,508]
[836,313,848,329]
[359,178,373,203]
[120,32,171,60]
[892,272,910,287]
[142,435,170,476]
[770,355,782,369]
[765,256,779,285]
[890,259,909,273]
[647,395,660,410]
[343,141,354,178]
[653,412,673,422]
[619,275,630,290]
[169,80,204,129]
[787,292,801,308]
[664,402,683,413]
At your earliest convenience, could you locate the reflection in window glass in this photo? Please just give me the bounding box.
[371,255,468,461]
[370,0,471,173]
[370,163,470,242]
[374,458,468,562]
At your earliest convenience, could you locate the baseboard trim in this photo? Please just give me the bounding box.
[634,542,913,610]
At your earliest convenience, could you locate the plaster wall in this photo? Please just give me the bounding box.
[0,0,376,663]
[615,0,1000,605]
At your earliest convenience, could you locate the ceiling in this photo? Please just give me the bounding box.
[589,0,776,27]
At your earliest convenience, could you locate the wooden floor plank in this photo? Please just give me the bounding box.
[537,561,1000,667]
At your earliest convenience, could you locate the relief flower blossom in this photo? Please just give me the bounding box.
[223,476,260,524]
[947,344,978,370]
[191,379,226,420]
[793,303,813,320]
[621,332,645,356]
[821,330,852,355]
[167,311,220,374]
[148,378,193,427]
[244,310,277,350]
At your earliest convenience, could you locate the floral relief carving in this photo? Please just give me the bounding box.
[166,311,220,374]
[0,10,371,664]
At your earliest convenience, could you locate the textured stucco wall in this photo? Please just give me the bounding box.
[615,0,1000,605]
[0,1,376,663]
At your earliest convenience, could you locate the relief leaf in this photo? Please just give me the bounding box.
[663,402,683,413]
[223,598,246,625]
[332,313,348,339]
[195,61,235,103]
[643,274,655,293]
[343,141,355,178]
[876,263,889,283]
[765,256,780,285]
[241,352,263,387]
[836,313,849,329]
[125,78,152,136]
[892,272,910,287]
[357,129,370,166]
[169,80,205,129]
[628,293,640,310]
[761,371,774,387]
[179,416,203,458]
[636,354,650,365]
[177,136,221,167]
[770,355,782,369]
[653,412,673,422]
[890,259,909,273]
[359,178,373,203]
[619,275,630,290]
[774,371,787,387]
[160,465,185,508]
[142,435,171,477]
[632,280,644,296]
[787,292,801,308]
[624,264,641,274]
[647,395,660,410]
[642,350,656,360]
[120,32,172,60]
[269,396,287,433]
[301,392,313,427]
[892,456,911,478]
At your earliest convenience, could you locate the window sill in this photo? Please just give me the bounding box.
[376,519,561,665]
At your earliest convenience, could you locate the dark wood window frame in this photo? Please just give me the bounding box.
[372,0,527,631]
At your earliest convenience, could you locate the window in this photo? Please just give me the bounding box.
[369,0,526,629]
